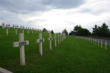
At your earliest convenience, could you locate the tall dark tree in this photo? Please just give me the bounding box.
[92,25,99,36]
[100,23,110,36]
[43,28,48,32]
[92,23,110,37]
[51,30,54,34]
[62,29,68,35]
[74,25,82,32]
[74,25,90,36]
[69,25,91,36]
[69,31,75,35]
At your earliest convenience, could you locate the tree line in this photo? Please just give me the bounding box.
[63,23,110,37]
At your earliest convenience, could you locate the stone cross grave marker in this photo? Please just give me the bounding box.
[20,26,24,33]
[37,33,44,56]
[13,33,29,66]
[6,24,9,36]
[15,26,18,35]
[48,32,52,50]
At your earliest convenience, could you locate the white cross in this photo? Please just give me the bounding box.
[21,26,24,33]
[6,24,9,36]
[54,34,57,47]
[48,33,52,50]
[15,26,18,35]
[37,33,44,56]
[13,33,29,66]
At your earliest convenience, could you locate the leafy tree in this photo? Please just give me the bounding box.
[43,28,48,32]
[100,23,110,36]
[92,25,99,35]
[51,30,54,34]
[92,23,110,37]
[69,25,91,36]
[69,31,75,35]
[62,29,68,35]
[74,25,82,32]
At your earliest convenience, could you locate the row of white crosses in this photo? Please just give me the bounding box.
[13,32,66,66]
[77,36,109,50]
[90,38,108,50]
[2,23,18,35]
[1,24,10,36]
[1,23,37,36]
[1,23,53,37]
[37,32,61,56]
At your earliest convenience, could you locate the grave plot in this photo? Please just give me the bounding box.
[0,27,66,72]
[1,27,110,73]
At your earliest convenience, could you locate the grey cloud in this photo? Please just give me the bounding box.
[0,0,85,13]
[0,11,25,25]
[80,8,105,15]
[43,0,85,9]
[0,0,46,13]
[80,3,110,15]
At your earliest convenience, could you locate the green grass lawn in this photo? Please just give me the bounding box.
[0,27,110,73]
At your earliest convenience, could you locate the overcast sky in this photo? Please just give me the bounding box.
[0,0,110,32]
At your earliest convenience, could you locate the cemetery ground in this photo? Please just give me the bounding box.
[0,28,110,73]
